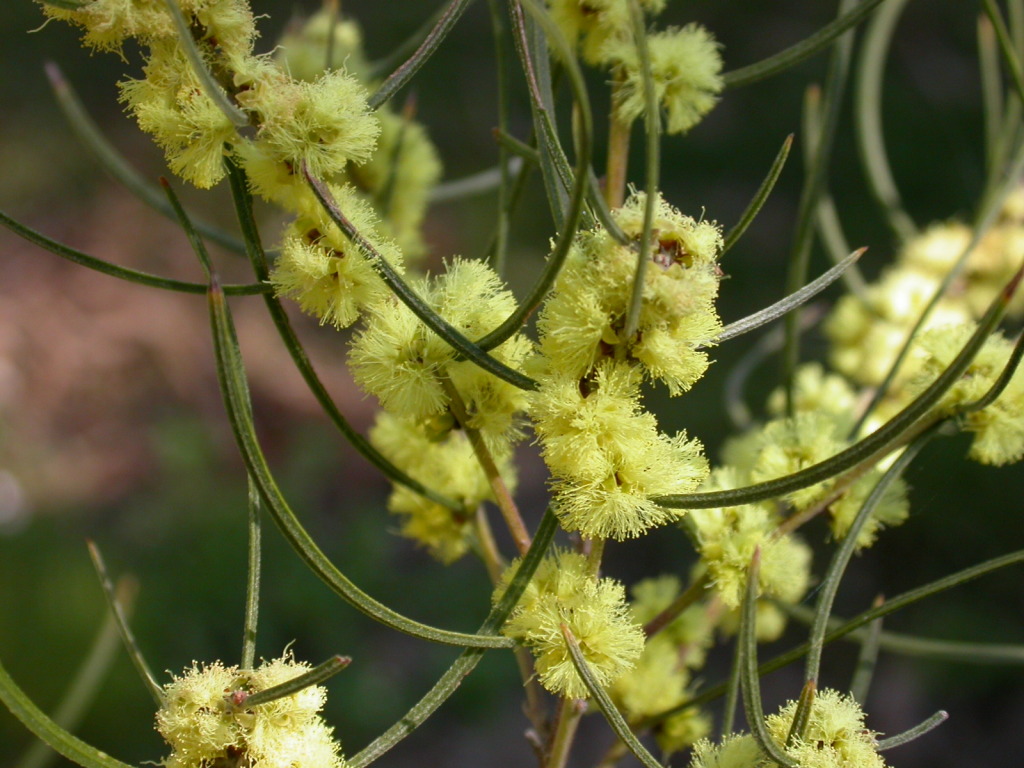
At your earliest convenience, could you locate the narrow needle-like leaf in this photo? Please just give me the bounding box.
[782,601,1024,666]
[716,248,864,344]
[876,711,948,751]
[849,596,885,704]
[804,430,934,684]
[983,0,1024,109]
[785,680,817,746]
[369,0,476,109]
[239,656,351,709]
[979,17,1005,179]
[739,550,800,768]
[241,475,261,671]
[782,0,856,416]
[562,625,666,768]
[430,157,524,203]
[44,62,247,255]
[0,209,266,296]
[15,580,136,768]
[161,0,249,129]
[959,329,1024,414]
[0,655,137,768]
[855,0,918,242]
[521,4,571,215]
[86,542,163,705]
[723,0,889,90]
[723,134,794,254]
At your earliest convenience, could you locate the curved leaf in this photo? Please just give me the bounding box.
[369,0,476,109]
[723,0,889,90]
[0,209,266,296]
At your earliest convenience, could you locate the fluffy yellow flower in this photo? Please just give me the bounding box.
[536,191,722,391]
[157,653,346,768]
[496,549,644,699]
[689,690,890,768]
[370,411,517,563]
[909,324,1024,465]
[351,259,531,448]
[610,24,724,134]
[269,184,404,329]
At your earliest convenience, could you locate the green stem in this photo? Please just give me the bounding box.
[622,0,660,343]
[441,377,532,555]
[545,697,586,768]
[643,573,708,638]
[605,73,631,211]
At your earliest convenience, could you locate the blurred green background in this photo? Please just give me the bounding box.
[1,1,1022,767]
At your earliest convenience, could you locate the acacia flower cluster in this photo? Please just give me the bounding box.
[827,191,1024,390]
[531,192,721,540]
[689,689,889,768]
[157,654,346,768]
[495,549,644,699]
[822,190,1024,464]
[548,0,723,134]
